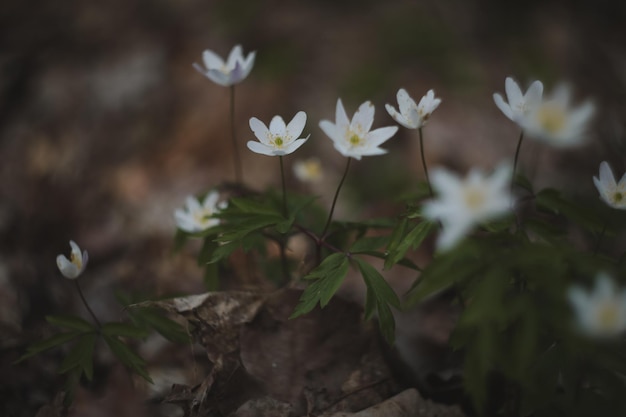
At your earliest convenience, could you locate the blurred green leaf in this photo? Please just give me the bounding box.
[536,188,604,233]
[350,235,389,253]
[103,334,152,383]
[46,315,95,332]
[15,331,81,363]
[128,307,190,344]
[58,332,97,381]
[101,322,150,339]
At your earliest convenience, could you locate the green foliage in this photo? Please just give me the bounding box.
[103,334,153,383]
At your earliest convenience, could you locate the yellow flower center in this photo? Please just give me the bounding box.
[349,134,361,146]
[537,104,567,134]
[70,252,82,269]
[193,209,213,225]
[596,302,621,331]
[274,137,284,147]
[463,187,487,211]
[613,192,623,203]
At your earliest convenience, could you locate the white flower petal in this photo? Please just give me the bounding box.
[505,77,523,106]
[282,137,309,155]
[269,116,287,137]
[202,49,225,70]
[226,45,243,69]
[598,161,616,190]
[335,99,350,130]
[57,255,80,279]
[366,126,398,148]
[319,120,340,143]
[397,89,417,116]
[352,101,375,133]
[493,93,513,121]
[524,80,544,108]
[249,118,270,144]
[246,141,277,156]
[286,111,307,138]
[204,191,220,209]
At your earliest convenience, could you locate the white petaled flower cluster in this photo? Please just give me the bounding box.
[593,161,626,210]
[494,77,594,147]
[193,45,256,87]
[423,164,514,251]
[293,158,323,183]
[175,191,227,233]
[568,273,626,338]
[385,88,441,129]
[57,240,88,279]
[319,99,398,160]
[247,111,309,156]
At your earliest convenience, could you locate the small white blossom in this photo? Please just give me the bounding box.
[593,161,626,210]
[423,164,514,251]
[385,88,441,129]
[522,84,595,147]
[193,45,256,87]
[568,273,626,338]
[319,99,398,160]
[175,191,227,233]
[247,111,309,156]
[493,77,543,125]
[293,157,323,183]
[56,240,88,279]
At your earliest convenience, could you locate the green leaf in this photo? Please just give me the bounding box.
[290,253,350,318]
[15,331,81,363]
[101,322,150,339]
[350,235,390,253]
[46,315,95,332]
[230,197,282,216]
[384,221,434,270]
[208,241,240,264]
[356,258,400,344]
[58,332,98,381]
[536,188,604,233]
[128,307,191,344]
[103,334,153,383]
[514,172,534,194]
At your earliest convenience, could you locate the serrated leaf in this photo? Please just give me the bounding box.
[290,254,350,318]
[536,188,604,233]
[384,221,434,270]
[128,307,190,344]
[15,331,81,363]
[58,332,97,381]
[103,334,153,383]
[230,197,282,216]
[101,322,150,339]
[216,215,283,242]
[514,172,534,193]
[208,241,240,264]
[46,315,95,332]
[356,259,401,309]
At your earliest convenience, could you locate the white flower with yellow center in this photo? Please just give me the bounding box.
[593,161,626,210]
[522,85,595,147]
[293,157,323,183]
[423,164,514,251]
[385,88,441,129]
[568,273,626,338]
[56,240,88,279]
[193,45,256,87]
[175,191,226,233]
[247,111,309,157]
[493,77,543,125]
[319,99,398,160]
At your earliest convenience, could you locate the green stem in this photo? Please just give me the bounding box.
[74,280,102,328]
[279,155,288,218]
[322,158,352,238]
[511,130,524,190]
[418,128,433,197]
[230,85,243,183]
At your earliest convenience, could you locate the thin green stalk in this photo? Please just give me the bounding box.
[74,280,101,328]
[322,157,352,238]
[230,85,243,183]
[511,130,524,190]
[279,155,288,218]
[418,128,433,197]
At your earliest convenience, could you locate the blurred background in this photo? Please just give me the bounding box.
[1,0,626,415]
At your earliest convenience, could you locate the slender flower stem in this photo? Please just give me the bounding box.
[511,130,524,190]
[279,156,288,218]
[322,158,352,238]
[230,85,243,183]
[74,280,102,328]
[418,128,433,197]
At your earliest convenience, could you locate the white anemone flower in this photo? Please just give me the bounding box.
[56,240,88,279]
[423,164,514,251]
[175,191,227,233]
[319,99,398,160]
[593,161,626,210]
[568,273,626,338]
[293,157,323,183]
[522,84,595,147]
[385,88,441,129]
[247,111,309,156]
[493,77,543,125]
[193,45,256,87]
